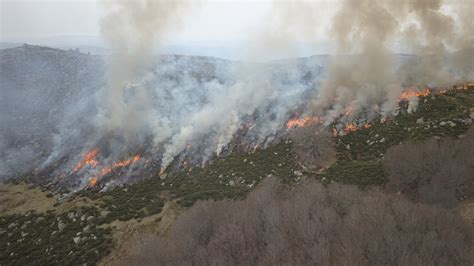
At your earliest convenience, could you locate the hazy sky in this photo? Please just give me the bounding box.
[0,0,335,44]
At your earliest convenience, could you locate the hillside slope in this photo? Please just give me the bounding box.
[1,80,473,264]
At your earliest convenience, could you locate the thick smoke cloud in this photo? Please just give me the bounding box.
[2,0,473,187]
[310,0,474,122]
[99,0,190,140]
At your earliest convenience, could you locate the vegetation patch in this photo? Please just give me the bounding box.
[0,207,112,265]
[319,160,386,187]
[318,88,474,186]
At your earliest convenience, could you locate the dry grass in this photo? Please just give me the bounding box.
[0,183,56,215]
[100,201,183,266]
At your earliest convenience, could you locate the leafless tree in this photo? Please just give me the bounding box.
[290,125,336,172]
[123,177,473,265]
[385,128,474,208]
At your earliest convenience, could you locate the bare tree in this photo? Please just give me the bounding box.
[290,126,336,172]
[384,128,474,208]
[123,177,473,265]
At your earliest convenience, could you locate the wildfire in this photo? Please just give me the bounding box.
[344,123,357,133]
[399,88,431,101]
[344,106,354,116]
[73,148,99,172]
[89,177,98,187]
[286,116,322,129]
[159,168,166,177]
[86,154,141,187]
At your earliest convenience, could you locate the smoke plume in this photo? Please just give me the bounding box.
[99,0,190,140]
[310,0,474,122]
[2,0,473,187]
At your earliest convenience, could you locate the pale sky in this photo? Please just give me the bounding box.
[0,0,335,44]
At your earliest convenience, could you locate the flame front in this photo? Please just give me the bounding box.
[89,177,98,187]
[399,88,430,101]
[86,154,141,187]
[73,148,99,172]
[344,123,357,133]
[286,116,322,129]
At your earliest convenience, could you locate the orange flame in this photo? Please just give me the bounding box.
[344,123,357,133]
[89,177,98,187]
[88,154,141,187]
[286,116,322,129]
[399,88,430,101]
[159,168,166,176]
[73,148,99,172]
[344,106,354,116]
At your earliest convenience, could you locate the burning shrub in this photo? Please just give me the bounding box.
[122,178,472,265]
[384,128,474,208]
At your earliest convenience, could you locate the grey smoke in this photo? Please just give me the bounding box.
[310,0,473,123]
[99,0,191,140]
[2,0,472,186]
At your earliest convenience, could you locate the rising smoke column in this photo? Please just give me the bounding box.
[99,0,190,140]
[310,0,474,122]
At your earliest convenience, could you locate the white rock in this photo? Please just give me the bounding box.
[416,118,424,124]
[440,121,447,126]
[293,170,303,176]
[58,222,66,231]
[229,180,235,186]
[380,138,385,143]
[464,118,472,125]
[470,113,474,119]
[73,237,82,245]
